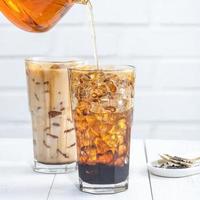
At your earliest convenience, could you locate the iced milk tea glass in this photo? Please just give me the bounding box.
[25,57,83,173]
[69,65,136,194]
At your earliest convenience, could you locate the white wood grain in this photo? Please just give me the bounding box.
[2,139,200,199]
[49,140,152,200]
[0,139,54,200]
[146,140,200,200]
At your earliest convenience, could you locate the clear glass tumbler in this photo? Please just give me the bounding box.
[25,57,83,173]
[69,65,136,194]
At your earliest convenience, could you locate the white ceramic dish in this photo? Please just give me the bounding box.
[147,161,200,178]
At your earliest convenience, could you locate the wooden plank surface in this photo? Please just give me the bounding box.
[0,139,54,200]
[146,140,200,200]
[49,140,152,200]
[0,139,152,200]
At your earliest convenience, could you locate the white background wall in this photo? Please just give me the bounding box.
[0,0,200,139]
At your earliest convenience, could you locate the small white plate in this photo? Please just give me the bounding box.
[147,161,200,178]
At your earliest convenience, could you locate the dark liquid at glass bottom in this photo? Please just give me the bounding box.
[78,163,129,184]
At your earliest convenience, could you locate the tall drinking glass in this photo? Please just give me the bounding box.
[25,57,83,173]
[69,65,136,194]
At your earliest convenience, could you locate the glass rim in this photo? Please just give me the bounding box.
[25,56,84,64]
[69,65,136,72]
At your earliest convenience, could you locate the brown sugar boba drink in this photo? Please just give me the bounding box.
[25,57,83,173]
[70,65,136,194]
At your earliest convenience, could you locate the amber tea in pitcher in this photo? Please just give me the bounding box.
[0,0,88,32]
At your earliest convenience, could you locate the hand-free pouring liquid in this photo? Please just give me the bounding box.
[1,0,132,187]
[87,1,99,68]
[0,0,99,68]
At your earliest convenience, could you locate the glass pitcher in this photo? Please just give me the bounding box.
[0,0,88,32]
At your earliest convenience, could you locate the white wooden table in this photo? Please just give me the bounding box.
[0,139,200,200]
